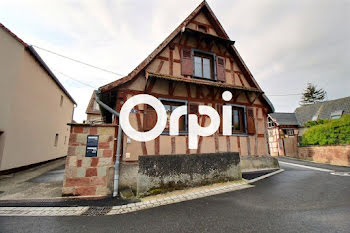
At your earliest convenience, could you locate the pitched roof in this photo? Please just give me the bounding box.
[99,1,261,93]
[0,23,77,105]
[269,113,299,126]
[98,1,274,112]
[295,96,350,125]
[86,92,101,115]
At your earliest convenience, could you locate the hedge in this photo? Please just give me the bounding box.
[301,114,350,146]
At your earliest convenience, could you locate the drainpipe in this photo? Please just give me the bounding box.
[94,90,122,197]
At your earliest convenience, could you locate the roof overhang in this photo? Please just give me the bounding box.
[184,28,235,47]
[147,72,262,93]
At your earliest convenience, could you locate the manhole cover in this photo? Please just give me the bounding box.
[330,172,350,176]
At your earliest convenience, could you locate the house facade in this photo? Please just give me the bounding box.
[62,1,275,196]
[267,113,299,156]
[98,1,274,162]
[0,23,76,172]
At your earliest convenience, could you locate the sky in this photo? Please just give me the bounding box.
[1,0,349,122]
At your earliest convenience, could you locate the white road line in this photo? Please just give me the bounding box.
[247,169,284,184]
[279,161,334,172]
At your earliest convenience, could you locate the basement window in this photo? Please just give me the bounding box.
[54,134,59,147]
[194,51,214,80]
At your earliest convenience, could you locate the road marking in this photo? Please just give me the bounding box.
[247,169,284,184]
[279,161,334,172]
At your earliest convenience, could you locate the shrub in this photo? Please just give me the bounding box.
[304,118,330,128]
[301,114,350,146]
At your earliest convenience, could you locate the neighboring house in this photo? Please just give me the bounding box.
[267,113,299,156]
[85,92,102,123]
[0,23,76,172]
[295,96,350,135]
[97,0,274,162]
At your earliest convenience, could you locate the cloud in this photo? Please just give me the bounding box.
[1,0,349,121]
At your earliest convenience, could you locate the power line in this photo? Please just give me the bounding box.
[52,69,97,89]
[32,44,305,96]
[32,44,125,76]
[268,93,301,96]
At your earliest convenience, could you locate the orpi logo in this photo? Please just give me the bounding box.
[120,91,235,149]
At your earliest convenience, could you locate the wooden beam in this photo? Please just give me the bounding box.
[156,60,164,73]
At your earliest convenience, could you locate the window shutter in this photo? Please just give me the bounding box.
[246,108,256,135]
[143,105,157,131]
[216,104,223,133]
[181,48,193,76]
[189,103,199,114]
[216,56,226,82]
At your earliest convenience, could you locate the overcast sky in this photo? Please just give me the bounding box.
[1,0,349,122]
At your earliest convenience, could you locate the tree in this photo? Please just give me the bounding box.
[300,83,326,105]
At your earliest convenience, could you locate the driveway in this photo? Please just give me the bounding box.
[0,157,349,233]
[0,158,65,200]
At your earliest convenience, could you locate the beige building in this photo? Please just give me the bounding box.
[0,23,76,172]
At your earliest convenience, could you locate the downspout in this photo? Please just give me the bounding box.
[94,90,122,197]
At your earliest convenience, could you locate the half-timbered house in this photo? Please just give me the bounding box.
[98,1,274,162]
[62,1,276,196]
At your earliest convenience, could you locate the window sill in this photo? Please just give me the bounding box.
[192,76,217,82]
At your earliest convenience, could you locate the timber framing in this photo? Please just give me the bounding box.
[98,1,272,112]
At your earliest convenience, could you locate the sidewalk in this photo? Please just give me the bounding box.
[0,158,65,200]
[0,169,284,216]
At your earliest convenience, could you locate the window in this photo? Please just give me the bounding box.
[197,24,208,33]
[54,134,59,147]
[283,129,294,136]
[161,99,187,133]
[330,110,343,119]
[60,95,63,107]
[232,106,245,133]
[268,118,275,128]
[194,52,214,80]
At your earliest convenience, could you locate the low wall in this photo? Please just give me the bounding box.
[297,145,350,166]
[137,152,241,196]
[119,162,138,192]
[240,156,280,172]
[62,124,117,197]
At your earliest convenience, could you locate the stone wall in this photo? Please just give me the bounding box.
[137,152,241,197]
[62,124,117,196]
[240,155,280,172]
[297,145,350,166]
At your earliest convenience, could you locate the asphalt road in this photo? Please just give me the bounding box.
[1,158,349,233]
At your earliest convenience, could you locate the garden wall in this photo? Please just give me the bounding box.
[137,152,241,196]
[297,145,350,166]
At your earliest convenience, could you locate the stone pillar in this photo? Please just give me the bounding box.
[62,124,117,197]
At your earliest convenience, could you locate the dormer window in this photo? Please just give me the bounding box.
[197,24,208,33]
[331,110,343,119]
[194,51,214,80]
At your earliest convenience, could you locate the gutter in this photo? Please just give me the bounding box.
[94,90,122,197]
